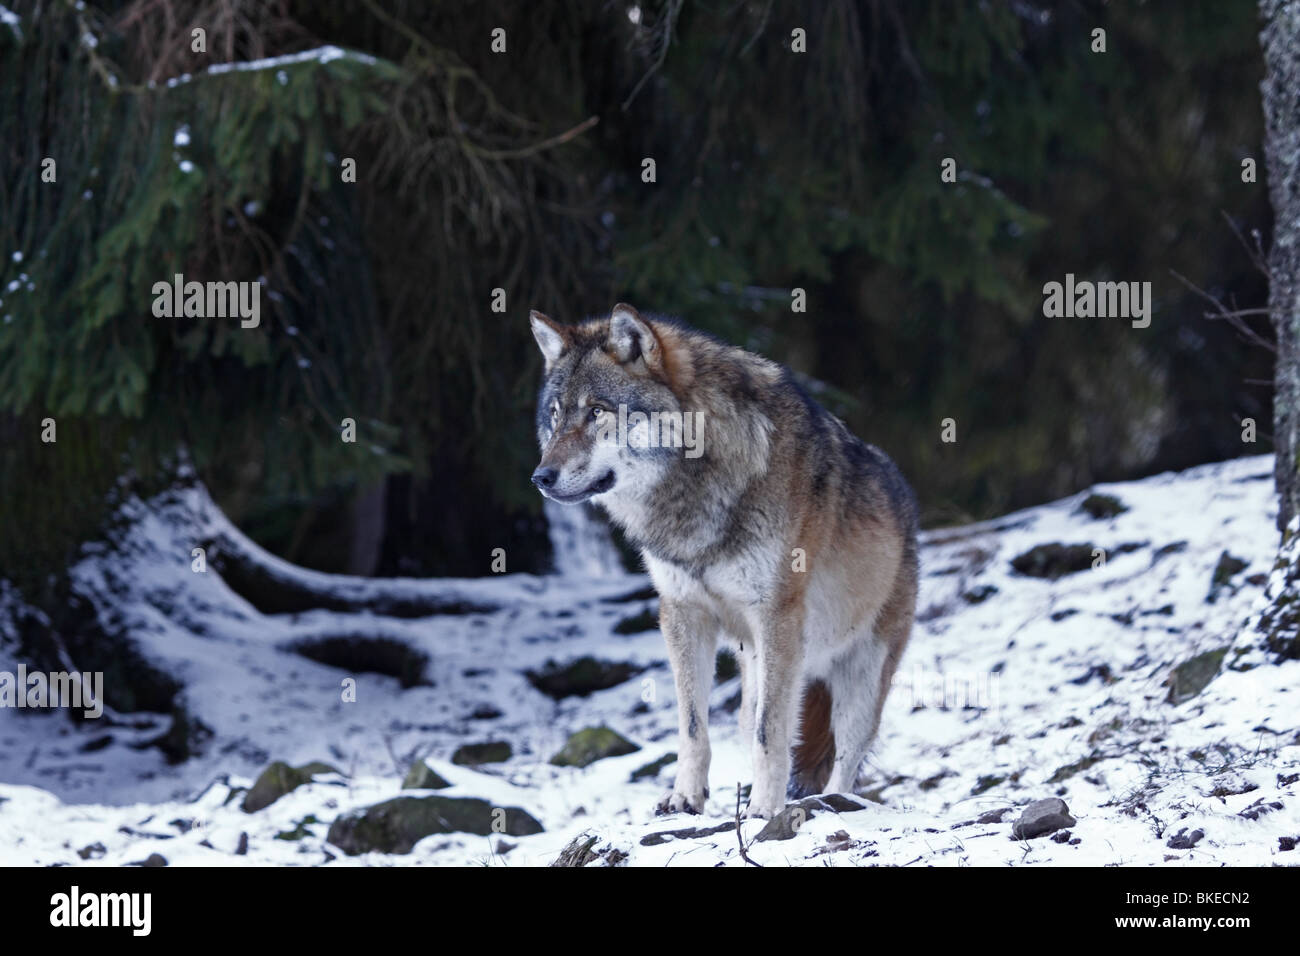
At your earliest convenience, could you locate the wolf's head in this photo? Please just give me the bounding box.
[529,303,686,506]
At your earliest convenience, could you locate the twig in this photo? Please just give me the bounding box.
[469,115,600,160]
[381,733,408,778]
[740,0,775,55]
[1202,308,1271,318]
[622,0,683,110]
[1219,210,1271,280]
[735,783,763,867]
[1169,269,1276,354]
[68,0,145,95]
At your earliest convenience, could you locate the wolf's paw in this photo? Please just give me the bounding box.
[655,790,705,816]
[742,800,785,821]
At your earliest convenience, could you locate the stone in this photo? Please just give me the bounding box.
[327,796,543,855]
[401,761,451,790]
[550,727,640,768]
[1011,798,1076,839]
[242,760,341,813]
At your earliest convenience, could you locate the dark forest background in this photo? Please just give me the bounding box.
[0,0,1274,595]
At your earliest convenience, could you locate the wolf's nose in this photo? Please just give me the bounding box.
[531,467,558,490]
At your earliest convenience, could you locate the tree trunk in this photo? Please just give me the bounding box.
[1261,0,1300,529]
[347,481,389,577]
[1249,2,1300,661]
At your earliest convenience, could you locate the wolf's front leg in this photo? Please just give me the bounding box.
[736,640,758,751]
[655,599,717,815]
[745,610,804,819]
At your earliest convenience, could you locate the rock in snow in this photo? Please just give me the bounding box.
[550,727,640,768]
[400,762,451,791]
[242,761,341,813]
[1011,799,1077,840]
[327,796,544,855]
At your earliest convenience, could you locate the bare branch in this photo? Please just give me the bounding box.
[622,0,683,111]
[1170,269,1276,354]
[1220,210,1271,280]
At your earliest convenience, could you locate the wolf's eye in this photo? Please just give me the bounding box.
[588,405,606,423]
[551,405,560,428]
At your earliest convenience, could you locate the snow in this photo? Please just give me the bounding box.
[0,454,1295,866]
[164,46,378,88]
[0,5,20,42]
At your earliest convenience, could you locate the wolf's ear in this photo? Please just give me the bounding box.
[530,310,568,370]
[607,303,661,370]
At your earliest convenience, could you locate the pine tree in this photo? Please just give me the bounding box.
[0,0,1275,590]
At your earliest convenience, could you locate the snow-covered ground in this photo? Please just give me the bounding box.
[1,454,1296,866]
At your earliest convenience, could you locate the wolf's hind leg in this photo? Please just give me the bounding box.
[824,632,892,795]
[826,571,913,794]
[788,678,835,799]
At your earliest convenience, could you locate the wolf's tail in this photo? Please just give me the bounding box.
[788,679,835,798]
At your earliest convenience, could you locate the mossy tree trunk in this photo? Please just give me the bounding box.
[1261,0,1300,530]
[1251,2,1300,661]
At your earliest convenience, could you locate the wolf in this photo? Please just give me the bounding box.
[529,304,918,819]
